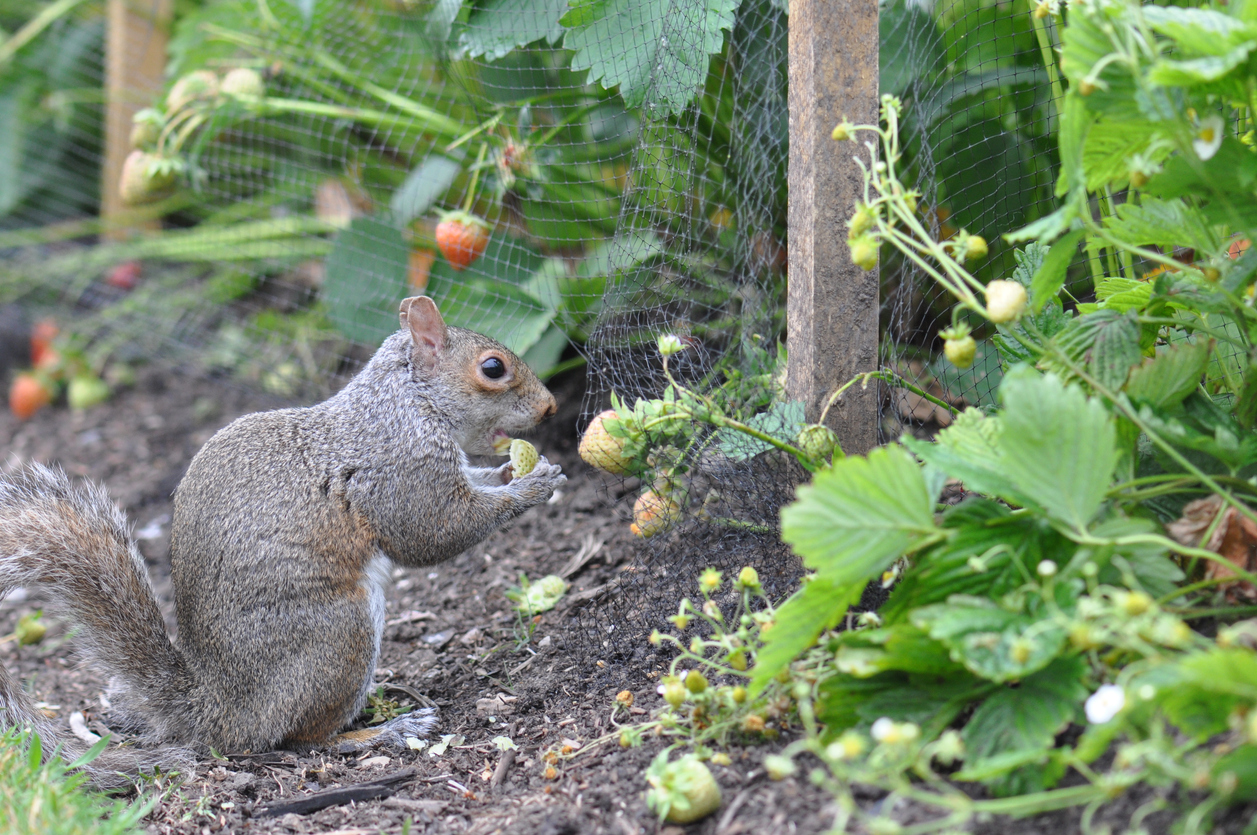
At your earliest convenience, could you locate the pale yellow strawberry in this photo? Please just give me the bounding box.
[631,489,681,538]
[509,439,539,476]
[579,410,630,475]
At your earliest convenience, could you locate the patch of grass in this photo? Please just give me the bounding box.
[0,728,152,835]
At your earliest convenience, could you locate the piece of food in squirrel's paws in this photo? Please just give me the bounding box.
[509,439,539,476]
[578,410,631,475]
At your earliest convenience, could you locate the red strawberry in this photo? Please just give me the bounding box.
[10,373,52,420]
[435,212,490,272]
[106,260,142,291]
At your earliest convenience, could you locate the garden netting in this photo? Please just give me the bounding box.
[0,0,1069,650]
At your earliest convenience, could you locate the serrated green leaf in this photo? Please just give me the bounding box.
[1089,310,1141,390]
[1089,198,1220,258]
[782,445,936,579]
[1030,230,1083,312]
[459,0,568,59]
[957,657,1086,782]
[817,673,989,739]
[1092,278,1153,314]
[561,0,739,116]
[715,400,805,460]
[1149,46,1256,85]
[1125,338,1210,410]
[911,598,1067,682]
[755,446,935,692]
[882,500,1072,623]
[1081,119,1165,190]
[323,216,411,345]
[902,410,1035,508]
[1142,6,1257,56]
[999,368,1118,531]
[389,155,463,224]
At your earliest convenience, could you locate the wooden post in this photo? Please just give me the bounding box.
[101,0,172,240]
[787,0,880,456]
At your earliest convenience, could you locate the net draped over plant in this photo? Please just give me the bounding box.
[875,0,1066,437]
[0,0,1079,646]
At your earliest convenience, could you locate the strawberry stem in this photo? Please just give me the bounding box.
[461,142,488,214]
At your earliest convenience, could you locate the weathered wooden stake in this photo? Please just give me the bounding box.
[101,0,172,240]
[787,0,880,455]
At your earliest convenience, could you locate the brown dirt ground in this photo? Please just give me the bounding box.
[1,363,1253,835]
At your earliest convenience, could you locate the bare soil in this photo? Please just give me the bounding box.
[0,363,1250,835]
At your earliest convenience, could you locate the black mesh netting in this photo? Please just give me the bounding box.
[0,0,1068,653]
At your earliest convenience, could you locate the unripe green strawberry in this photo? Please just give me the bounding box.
[849,236,878,271]
[221,67,265,99]
[944,334,977,369]
[684,670,708,694]
[848,205,874,237]
[67,374,110,411]
[985,280,1028,323]
[796,424,842,464]
[645,752,722,824]
[662,678,687,708]
[509,438,538,476]
[14,612,45,645]
[737,566,761,590]
[129,109,163,150]
[118,151,178,205]
[964,234,988,261]
[578,410,631,475]
[165,70,219,113]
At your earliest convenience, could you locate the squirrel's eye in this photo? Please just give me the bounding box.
[481,356,506,379]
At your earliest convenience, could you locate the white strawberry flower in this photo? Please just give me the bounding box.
[1193,114,1225,161]
[1085,684,1126,724]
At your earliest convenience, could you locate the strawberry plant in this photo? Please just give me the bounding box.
[729,7,1257,822]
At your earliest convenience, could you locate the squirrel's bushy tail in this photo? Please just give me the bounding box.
[0,463,197,784]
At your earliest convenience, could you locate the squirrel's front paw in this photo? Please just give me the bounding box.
[510,455,565,502]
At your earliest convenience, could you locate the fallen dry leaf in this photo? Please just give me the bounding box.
[1167,495,1257,602]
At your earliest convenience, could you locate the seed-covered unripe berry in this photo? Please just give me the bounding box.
[796,424,842,464]
[943,334,977,368]
[118,151,178,205]
[632,490,682,538]
[964,235,988,261]
[849,236,878,271]
[509,438,538,476]
[848,205,874,237]
[165,70,219,113]
[663,679,687,708]
[985,280,1028,323]
[129,109,163,150]
[221,67,265,98]
[737,566,761,590]
[685,670,708,693]
[578,410,631,475]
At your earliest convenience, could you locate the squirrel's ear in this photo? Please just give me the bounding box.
[400,296,447,371]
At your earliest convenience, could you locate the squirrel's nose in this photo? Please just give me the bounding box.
[537,393,557,421]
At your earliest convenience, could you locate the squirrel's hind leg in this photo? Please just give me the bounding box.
[331,709,439,753]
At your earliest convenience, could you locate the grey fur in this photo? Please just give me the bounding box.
[0,297,563,783]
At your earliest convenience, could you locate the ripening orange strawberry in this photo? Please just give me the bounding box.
[435,212,490,272]
[10,373,52,420]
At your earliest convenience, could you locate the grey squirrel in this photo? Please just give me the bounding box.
[0,296,565,783]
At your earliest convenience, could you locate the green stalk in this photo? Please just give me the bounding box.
[311,51,463,140]
[0,0,89,67]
